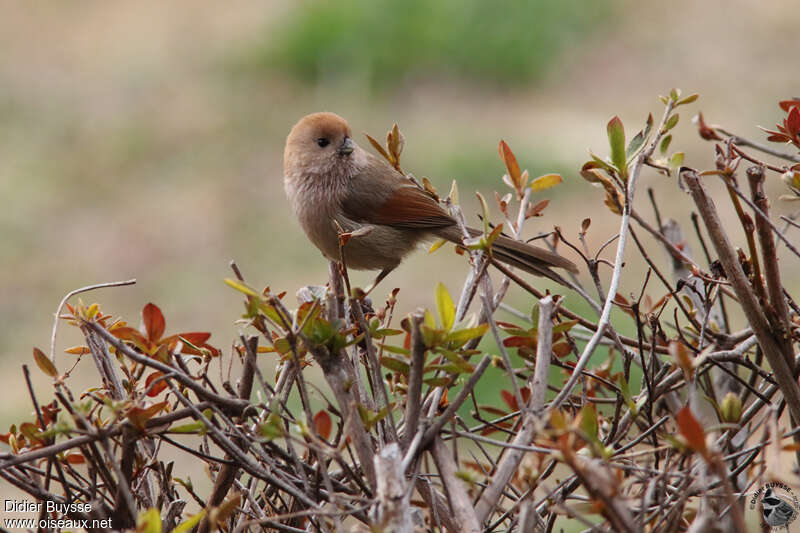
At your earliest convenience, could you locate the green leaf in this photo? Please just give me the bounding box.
[659,134,672,154]
[380,356,410,375]
[423,376,452,387]
[437,348,475,373]
[625,114,653,162]
[607,116,627,178]
[486,223,504,247]
[258,413,283,441]
[167,421,207,435]
[424,309,437,330]
[436,283,455,331]
[273,337,291,354]
[305,316,334,346]
[669,152,684,169]
[664,113,680,131]
[551,319,580,334]
[170,511,207,533]
[428,238,448,254]
[587,153,616,173]
[676,93,699,106]
[425,363,467,374]
[358,405,389,430]
[617,374,637,414]
[445,324,489,346]
[262,303,284,325]
[421,325,444,347]
[224,278,260,298]
[137,508,162,533]
[579,403,598,440]
[382,344,411,356]
[372,328,403,339]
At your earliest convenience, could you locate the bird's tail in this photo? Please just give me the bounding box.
[436,226,579,287]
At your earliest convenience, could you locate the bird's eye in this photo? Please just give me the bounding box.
[316,138,330,148]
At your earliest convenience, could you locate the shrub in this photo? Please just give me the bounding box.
[3,91,800,532]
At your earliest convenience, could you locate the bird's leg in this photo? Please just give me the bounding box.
[364,267,394,296]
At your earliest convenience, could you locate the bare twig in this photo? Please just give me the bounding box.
[50,279,136,363]
[551,97,677,410]
[682,169,800,429]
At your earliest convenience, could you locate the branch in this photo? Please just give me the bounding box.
[681,169,800,427]
[551,97,677,410]
[431,436,482,533]
[373,443,413,532]
[475,295,555,523]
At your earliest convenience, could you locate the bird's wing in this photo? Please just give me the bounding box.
[341,156,455,230]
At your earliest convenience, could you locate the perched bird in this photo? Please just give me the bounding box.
[283,112,578,289]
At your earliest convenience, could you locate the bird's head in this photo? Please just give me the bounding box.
[284,112,361,180]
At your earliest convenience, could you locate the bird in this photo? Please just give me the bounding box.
[283,112,579,290]
[762,488,796,531]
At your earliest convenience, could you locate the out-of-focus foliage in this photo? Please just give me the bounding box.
[263,0,615,87]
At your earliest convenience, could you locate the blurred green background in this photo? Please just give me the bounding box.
[1,0,798,518]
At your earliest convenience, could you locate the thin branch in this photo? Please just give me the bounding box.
[50,279,136,362]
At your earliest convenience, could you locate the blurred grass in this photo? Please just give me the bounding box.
[260,0,614,87]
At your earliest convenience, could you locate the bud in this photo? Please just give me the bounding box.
[719,392,743,423]
[782,170,800,190]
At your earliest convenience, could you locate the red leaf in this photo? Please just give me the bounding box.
[40,401,60,426]
[552,342,572,358]
[669,341,694,380]
[526,199,550,218]
[127,401,168,431]
[676,406,707,456]
[174,332,211,345]
[163,332,213,353]
[480,405,509,416]
[786,106,800,136]
[520,387,531,405]
[695,112,721,141]
[65,452,86,464]
[112,326,149,346]
[313,410,332,441]
[481,421,512,436]
[145,371,168,397]
[779,100,800,113]
[177,342,220,358]
[767,133,791,142]
[498,140,522,189]
[141,303,166,343]
[503,336,535,348]
[500,389,518,411]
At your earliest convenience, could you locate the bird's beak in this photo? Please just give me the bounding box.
[338,137,355,156]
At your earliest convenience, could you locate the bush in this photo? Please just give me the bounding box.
[3,92,800,532]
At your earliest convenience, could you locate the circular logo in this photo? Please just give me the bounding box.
[750,482,800,531]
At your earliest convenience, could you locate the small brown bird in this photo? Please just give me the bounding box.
[283,112,578,288]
